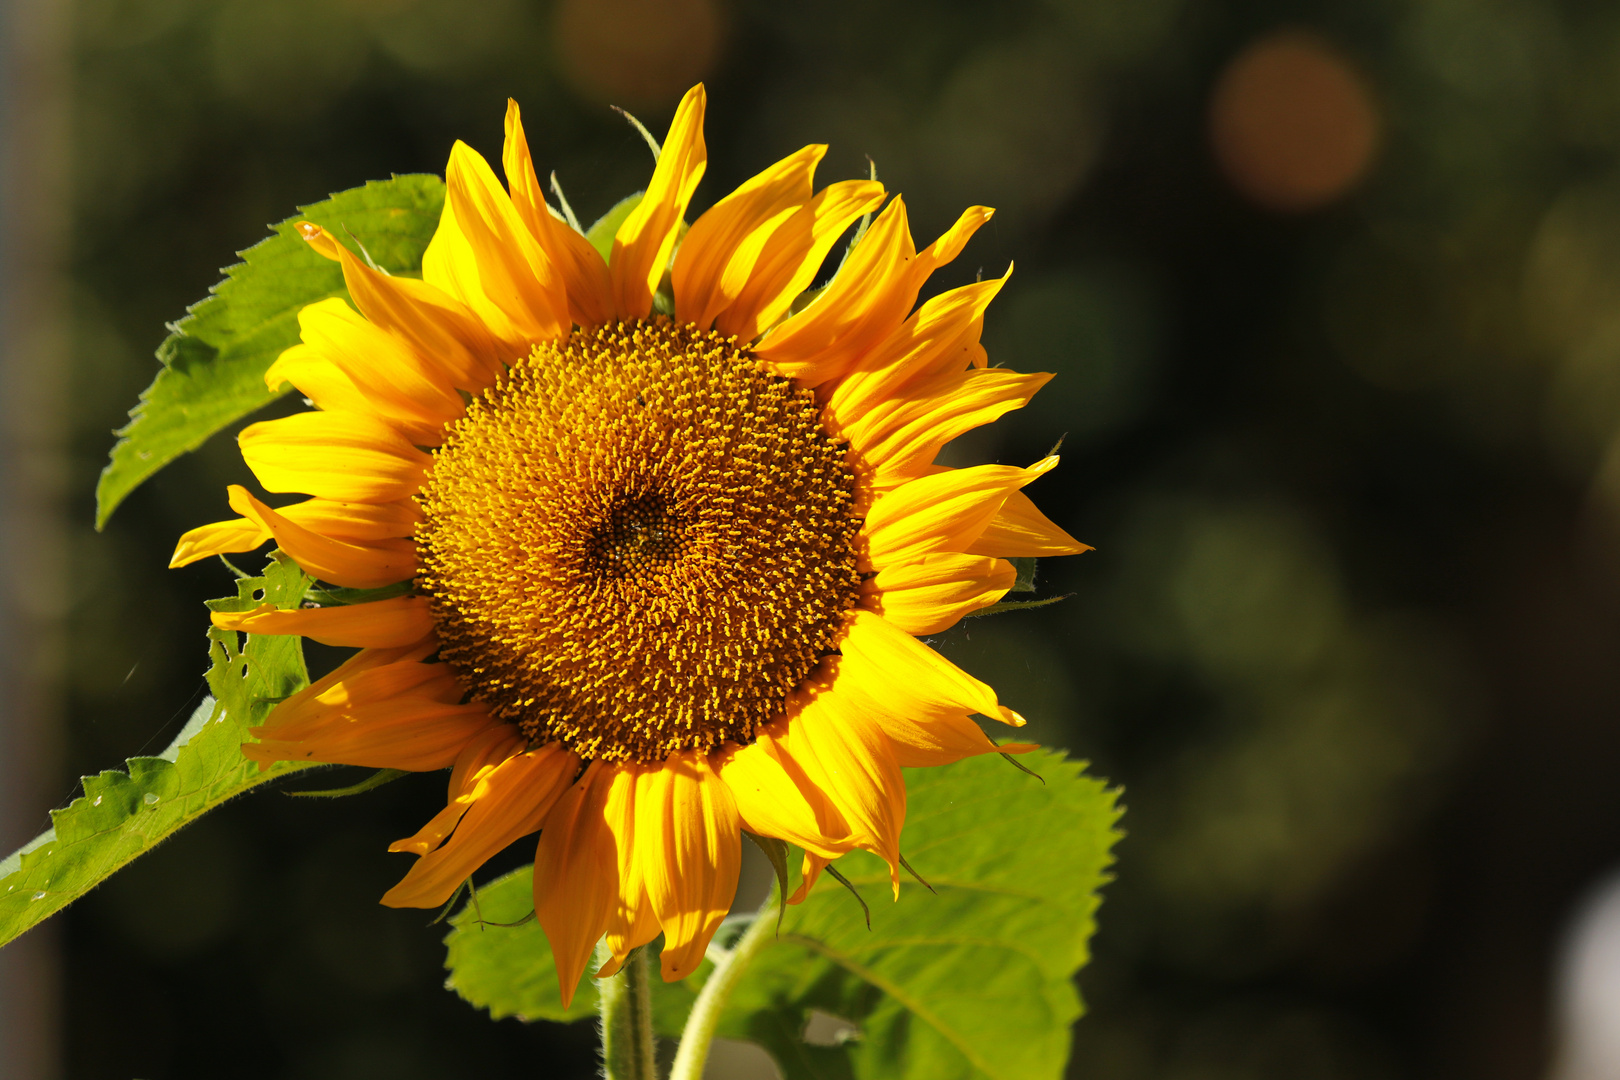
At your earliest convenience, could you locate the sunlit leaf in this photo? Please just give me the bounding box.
[94,174,446,528]
[0,553,316,946]
[442,750,1121,1080]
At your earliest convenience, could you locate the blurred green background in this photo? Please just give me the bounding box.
[19,0,1620,1075]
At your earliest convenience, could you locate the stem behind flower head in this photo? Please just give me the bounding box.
[668,890,779,1080]
[600,946,658,1080]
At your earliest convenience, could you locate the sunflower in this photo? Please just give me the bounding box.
[173,84,1087,1004]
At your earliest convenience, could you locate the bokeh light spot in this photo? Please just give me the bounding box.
[554,0,722,108]
[1209,30,1381,212]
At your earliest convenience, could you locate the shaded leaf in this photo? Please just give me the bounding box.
[95,174,446,528]
[0,553,316,946]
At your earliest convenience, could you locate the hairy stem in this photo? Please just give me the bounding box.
[669,892,779,1080]
[600,946,658,1080]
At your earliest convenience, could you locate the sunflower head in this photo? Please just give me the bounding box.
[184,83,1089,1000]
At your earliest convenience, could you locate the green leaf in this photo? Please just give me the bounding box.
[0,552,317,946]
[94,174,446,528]
[585,193,644,263]
[442,750,1121,1080]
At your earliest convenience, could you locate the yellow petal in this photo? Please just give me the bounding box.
[673,144,825,330]
[293,298,463,443]
[170,516,270,568]
[239,411,431,504]
[786,681,904,896]
[597,764,662,978]
[964,489,1091,558]
[382,744,578,909]
[825,268,1011,430]
[632,752,740,981]
[504,100,616,328]
[838,607,1021,726]
[846,368,1053,489]
[859,552,1015,635]
[424,140,570,350]
[533,762,620,1008]
[862,456,1058,569]
[209,595,434,648]
[609,84,707,319]
[226,486,416,589]
[757,201,993,385]
[174,495,421,569]
[298,221,507,389]
[714,178,886,343]
[714,724,852,860]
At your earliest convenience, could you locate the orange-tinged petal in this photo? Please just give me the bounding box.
[838,607,1021,726]
[633,752,740,981]
[504,99,614,327]
[170,516,269,568]
[389,725,527,857]
[788,851,832,905]
[862,456,1058,570]
[246,653,490,769]
[673,144,825,330]
[758,201,993,385]
[293,298,463,443]
[210,595,434,649]
[714,178,886,343]
[277,496,423,541]
[298,221,506,389]
[239,412,430,504]
[226,486,416,589]
[715,724,851,859]
[859,552,1015,634]
[382,744,578,909]
[534,762,619,1006]
[425,140,569,350]
[609,85,707,319]
[964,488,1090,558]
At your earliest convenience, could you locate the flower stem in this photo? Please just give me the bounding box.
[669,893,779,1080]
[600,946,658,1080]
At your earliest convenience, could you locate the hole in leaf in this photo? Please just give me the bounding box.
[802,1009,861,1046]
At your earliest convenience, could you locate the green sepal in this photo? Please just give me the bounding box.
[969,594,1072,618]
[744,832,792,931]
[0,552,316,947]
[285,768,409,799]
[1009,556,1038,593]
[95,174,446,529]
[586,193,644,263]
[302,580,415,607]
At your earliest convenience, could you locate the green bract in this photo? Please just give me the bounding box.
[444,749,1122,1080]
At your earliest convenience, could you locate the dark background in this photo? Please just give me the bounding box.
[20,0,1620,1076]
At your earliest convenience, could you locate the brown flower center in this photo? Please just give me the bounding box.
[415,319,862,763]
